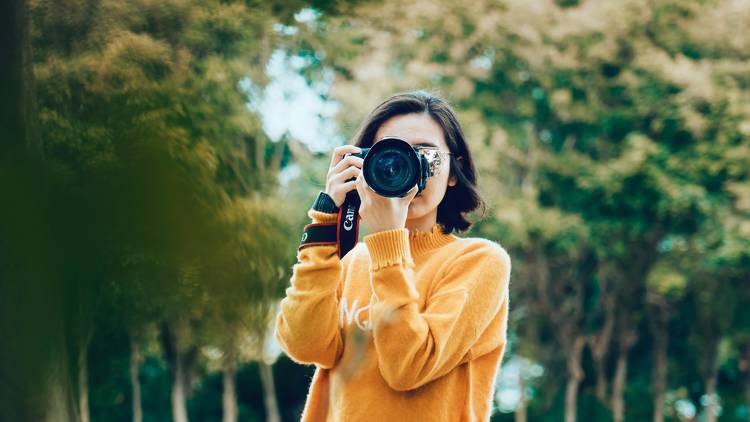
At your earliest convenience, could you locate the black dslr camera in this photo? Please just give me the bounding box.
[310,135,450,258]
[345,136,434,197]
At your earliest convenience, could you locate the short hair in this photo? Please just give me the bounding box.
[350,90,486,234]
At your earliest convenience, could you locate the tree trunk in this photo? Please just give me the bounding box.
[698,335,720,422]
[171,353,189,422]
[222,351,238,422]
[1,0,40,158]
[564,335,585,422]
[162,321,191,422]
[612,328,636,422]
[589,295,614,403]
[594,355,608,403]
[0,0,76,421]
[649,301,669,422]
[651,333,667,422]
[705,372,719,422]
[741,341,750,422]
[612,347,628,422]
[259,361,281,422]
[515,370,528,422]
[79,343,89,422]
[130,335,143,422]
[704,357,720,422]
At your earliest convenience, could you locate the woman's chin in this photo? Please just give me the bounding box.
[407,203,423,217]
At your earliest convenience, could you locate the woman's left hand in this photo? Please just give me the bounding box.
[355,170,419,234]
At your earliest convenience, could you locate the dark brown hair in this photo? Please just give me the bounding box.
[350,90,486,234]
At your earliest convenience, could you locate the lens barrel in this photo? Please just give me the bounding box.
[346,136,428,197]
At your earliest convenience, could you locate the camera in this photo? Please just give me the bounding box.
[345,136,435,198]
[328,135,450,257]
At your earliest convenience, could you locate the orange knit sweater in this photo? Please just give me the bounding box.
[274,207,511,421]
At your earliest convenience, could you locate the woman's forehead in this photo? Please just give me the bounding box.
[373,114,447,149]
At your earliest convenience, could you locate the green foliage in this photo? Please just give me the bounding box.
[3,0,338,420]
[285,0,750,419]
[4,0,749,420]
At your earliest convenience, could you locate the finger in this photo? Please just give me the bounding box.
[355,171,365,202]
[405,184,419,199]
[338,179,357,196]
[331,154,364,175]
[330,145,363,169]
[357,172,367,188]
[331,165,361,184]
[358,172,377,194]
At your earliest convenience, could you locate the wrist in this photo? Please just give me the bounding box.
[367,216,407,234]
[368,224,403,234]
[312,191,339,214]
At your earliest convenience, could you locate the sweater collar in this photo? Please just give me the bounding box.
[407,222,458,257]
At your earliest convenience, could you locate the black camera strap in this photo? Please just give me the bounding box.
[336,190,361,258]
[298,189,361,258]
[298,223,338,249]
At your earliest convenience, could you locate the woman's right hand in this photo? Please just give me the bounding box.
[325,145,364,208]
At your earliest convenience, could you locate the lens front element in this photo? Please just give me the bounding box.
[363,136,422,197]
[370,149,414,192]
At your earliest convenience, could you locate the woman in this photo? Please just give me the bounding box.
[275,90,511,421]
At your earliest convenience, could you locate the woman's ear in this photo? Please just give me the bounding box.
[448,156,462,187]
[448,157,461,187]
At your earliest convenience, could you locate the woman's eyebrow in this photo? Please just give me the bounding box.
[414,141,439,147]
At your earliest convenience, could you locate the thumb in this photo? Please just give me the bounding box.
[405,183,419,200]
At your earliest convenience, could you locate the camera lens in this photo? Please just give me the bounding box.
[370,149,413,191]
[362,136,421,197]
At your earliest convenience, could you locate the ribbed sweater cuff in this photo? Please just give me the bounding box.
[307,208,338,224]
[363,228,415,271]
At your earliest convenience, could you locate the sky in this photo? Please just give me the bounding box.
[248,49,343,154]
[242,8,343,155]
[240,48,340,187]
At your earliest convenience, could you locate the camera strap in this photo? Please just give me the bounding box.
[298,190,361,258]
[336,190,361,258]
[298,223,338,249]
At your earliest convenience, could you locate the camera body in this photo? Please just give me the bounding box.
[345,136,431,198]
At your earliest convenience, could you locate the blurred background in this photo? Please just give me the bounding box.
[1,0,749,421]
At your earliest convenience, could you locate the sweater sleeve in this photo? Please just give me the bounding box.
[274,207,346,369]
[363,228,511,392]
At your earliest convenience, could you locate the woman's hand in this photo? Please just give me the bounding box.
[355,170,419,234]
[325,145,364,208]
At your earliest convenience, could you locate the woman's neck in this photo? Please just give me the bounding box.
[406,210,438,234]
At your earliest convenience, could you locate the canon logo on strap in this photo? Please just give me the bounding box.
[343,204,356,231]
[336,190,361,258]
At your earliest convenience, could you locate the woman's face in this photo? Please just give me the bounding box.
[372,112,456,220]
